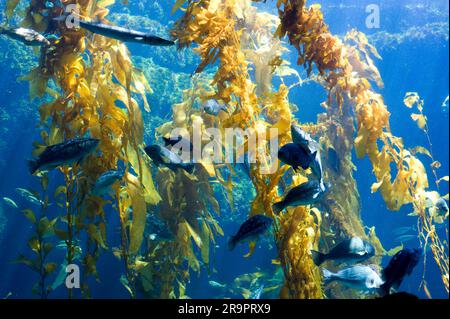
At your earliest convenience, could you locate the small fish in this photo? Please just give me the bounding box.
[379,248,421,296]
[434,198,449,217]
[323,265,384,292]
[15,188,44,206]
[53,16,174,46]
[327,147,340,174]
[0,27,50,46]
[144,144,194,173]
[394,234,417,243]
[290,124,323,180]
[162,135,194,153]
[392,226,416,237]
[209,280,227,289]
[278,143,312,171]
[228,215,273,251]
[92,170,123,196]
[249,284,264,299]
[2,197,18,209]
[203,99,229,116]
[28,138,100,174]
[311,237,375,266]
[272,180,328,214]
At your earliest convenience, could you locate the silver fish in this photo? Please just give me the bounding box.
[2,197,18,209]
[0,27,50,46]
[15,188,44,206]
[311,237,375,266]
[203,99,229,116]
[28,138,100,174]
[323,265,384,292]
[209,280,227,289]
[54,16,174,46]
[435,198,449,216]
[249,284,264,299]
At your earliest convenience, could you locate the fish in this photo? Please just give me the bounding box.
[163,135,194,153]
[0,26,50,46]
[272,180,328,214]
[228,215,273,251]
[327,147,340,174]
[92,170,123,196]
[278,143,313,171]
[311,237,375,266]
[379,248,422,296]
[2,197,18,209]
[394,234,417,243]
[208,280,227,289]
[323,265,384,292]
[290,124,323,181]
[249,284,264,299]
[203,99,229,116]
[434,198,449,217]
[28,138,100,175]
[144,144,195,173]
[53,16,174,46]
[15,188,44,206]
[392,226,416,237]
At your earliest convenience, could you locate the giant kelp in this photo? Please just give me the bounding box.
[10,0,160,297]
[275,0,448,293]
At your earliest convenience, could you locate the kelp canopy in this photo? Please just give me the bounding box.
[4,0,448,298]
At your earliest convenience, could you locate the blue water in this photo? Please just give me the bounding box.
[0,0,448,299]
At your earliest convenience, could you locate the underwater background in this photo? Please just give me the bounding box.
[0,0,448,299]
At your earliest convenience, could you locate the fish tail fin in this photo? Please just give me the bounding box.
[272,201,284,215]
[322,268,335,285]
[311,250,326,266]
[27,159,39,175]
[227,236,237,251]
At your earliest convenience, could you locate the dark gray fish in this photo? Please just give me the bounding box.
[323,265,384,292]
[92,170,123,196]
[28,138,100,174]
[203,99,229,116]
[144,144,194,173]
[0,27,50,46]
[327,147,340,173]
[311,237,375,266]
[163,135,194,153]
[290,124,323,180]
[278,143,312,171]
[272,180,328,214]
[53,17,174,46]
[380,248,421,296]
[228,215,273,251]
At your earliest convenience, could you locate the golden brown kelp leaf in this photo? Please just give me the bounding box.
[5,0,20,19]
[124,173,147,254]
